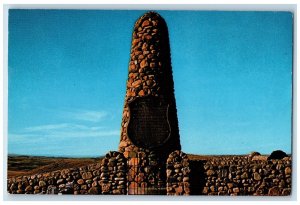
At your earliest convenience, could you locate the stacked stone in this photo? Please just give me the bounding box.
[7,163,102,195]
[119,11,181,156]
[200,156,292,196]
[127,151,166,194]
[7,155,292,195]
[99,151,127,195]
[166,150,190,195]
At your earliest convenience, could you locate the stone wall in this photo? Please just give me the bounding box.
[99,151,127,194]
[7,155,292,196]
[166,150,191,195]
[7,162,103,194]
[197,156,292,196]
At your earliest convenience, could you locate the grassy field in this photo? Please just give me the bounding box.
[7,155,102,178]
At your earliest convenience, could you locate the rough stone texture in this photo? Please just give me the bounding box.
[99,151,127,195]
[195,156,292,196]
[118,11,181,159]
[127,151,166,195]
[7,163,102,195]
[7,155,292,195]
[166,150,190,195]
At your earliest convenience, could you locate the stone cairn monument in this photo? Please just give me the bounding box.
[100,11,190,195]
[119,11,181,158]
[6,11,292,196]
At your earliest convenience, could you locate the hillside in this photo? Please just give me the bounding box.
[7,155,102,178]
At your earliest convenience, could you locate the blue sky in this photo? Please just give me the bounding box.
[8,10,293,157]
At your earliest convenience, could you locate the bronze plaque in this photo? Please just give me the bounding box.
[127,96,171,149]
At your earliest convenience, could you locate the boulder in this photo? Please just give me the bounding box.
[268,150,288,160]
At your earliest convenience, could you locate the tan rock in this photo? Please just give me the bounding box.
[39,181,46,187]
[132,79,142,88]
[233,188,240,193]
[123,151,130,158]
[140,59,148,69]
[129,64,136,72]
[254,172,261,181]
[285,167,291,175]
[227,183,234,189]
[144,35,152,40]
[128,158,139,166]
[119,140,128,148]
[241,172,248,179]
[142,43,147,51]
[268,187,280,196]
[202,187,209,194]
[126,90,135,97]
[207,169,215,176]
[147,53,154,59]
[183,177,189,182]
[134,50,142,56]
[77,179,84,185]
[129,73,138,79]
[25,185,32,192]
[82,172,92,180]
[175,186,183,194]
[142,20,150,27]
[138,90,145,96]
[152,20,158,26]
[252,155,268,161]
[132,38,140,46]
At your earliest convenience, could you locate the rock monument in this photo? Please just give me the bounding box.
[118,11,181,161]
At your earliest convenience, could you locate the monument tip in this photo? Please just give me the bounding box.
[135,11,165,27]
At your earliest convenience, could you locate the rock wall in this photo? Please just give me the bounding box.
[198,156,292,196]
[99,151,127,195]
[7,155,292,196]
[166,150,191,195]
[7,163,103,194]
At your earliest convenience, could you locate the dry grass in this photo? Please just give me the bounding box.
[7,155,102,178]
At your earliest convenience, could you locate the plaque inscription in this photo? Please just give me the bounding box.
[127,97,171,149]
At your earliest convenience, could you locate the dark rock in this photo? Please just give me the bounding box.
[57,179,64,184]
[249,151,261,158]
[59,184,66,189]
[88,187,99,195]
[207,170,215,176]
[25,185,32,192]
[268,187,280,196]
[241,172,248,179]
[282,188,291,195]
[268,150,288,160]
[254,172,261,181]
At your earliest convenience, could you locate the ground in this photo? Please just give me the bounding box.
[7,155,101,178]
